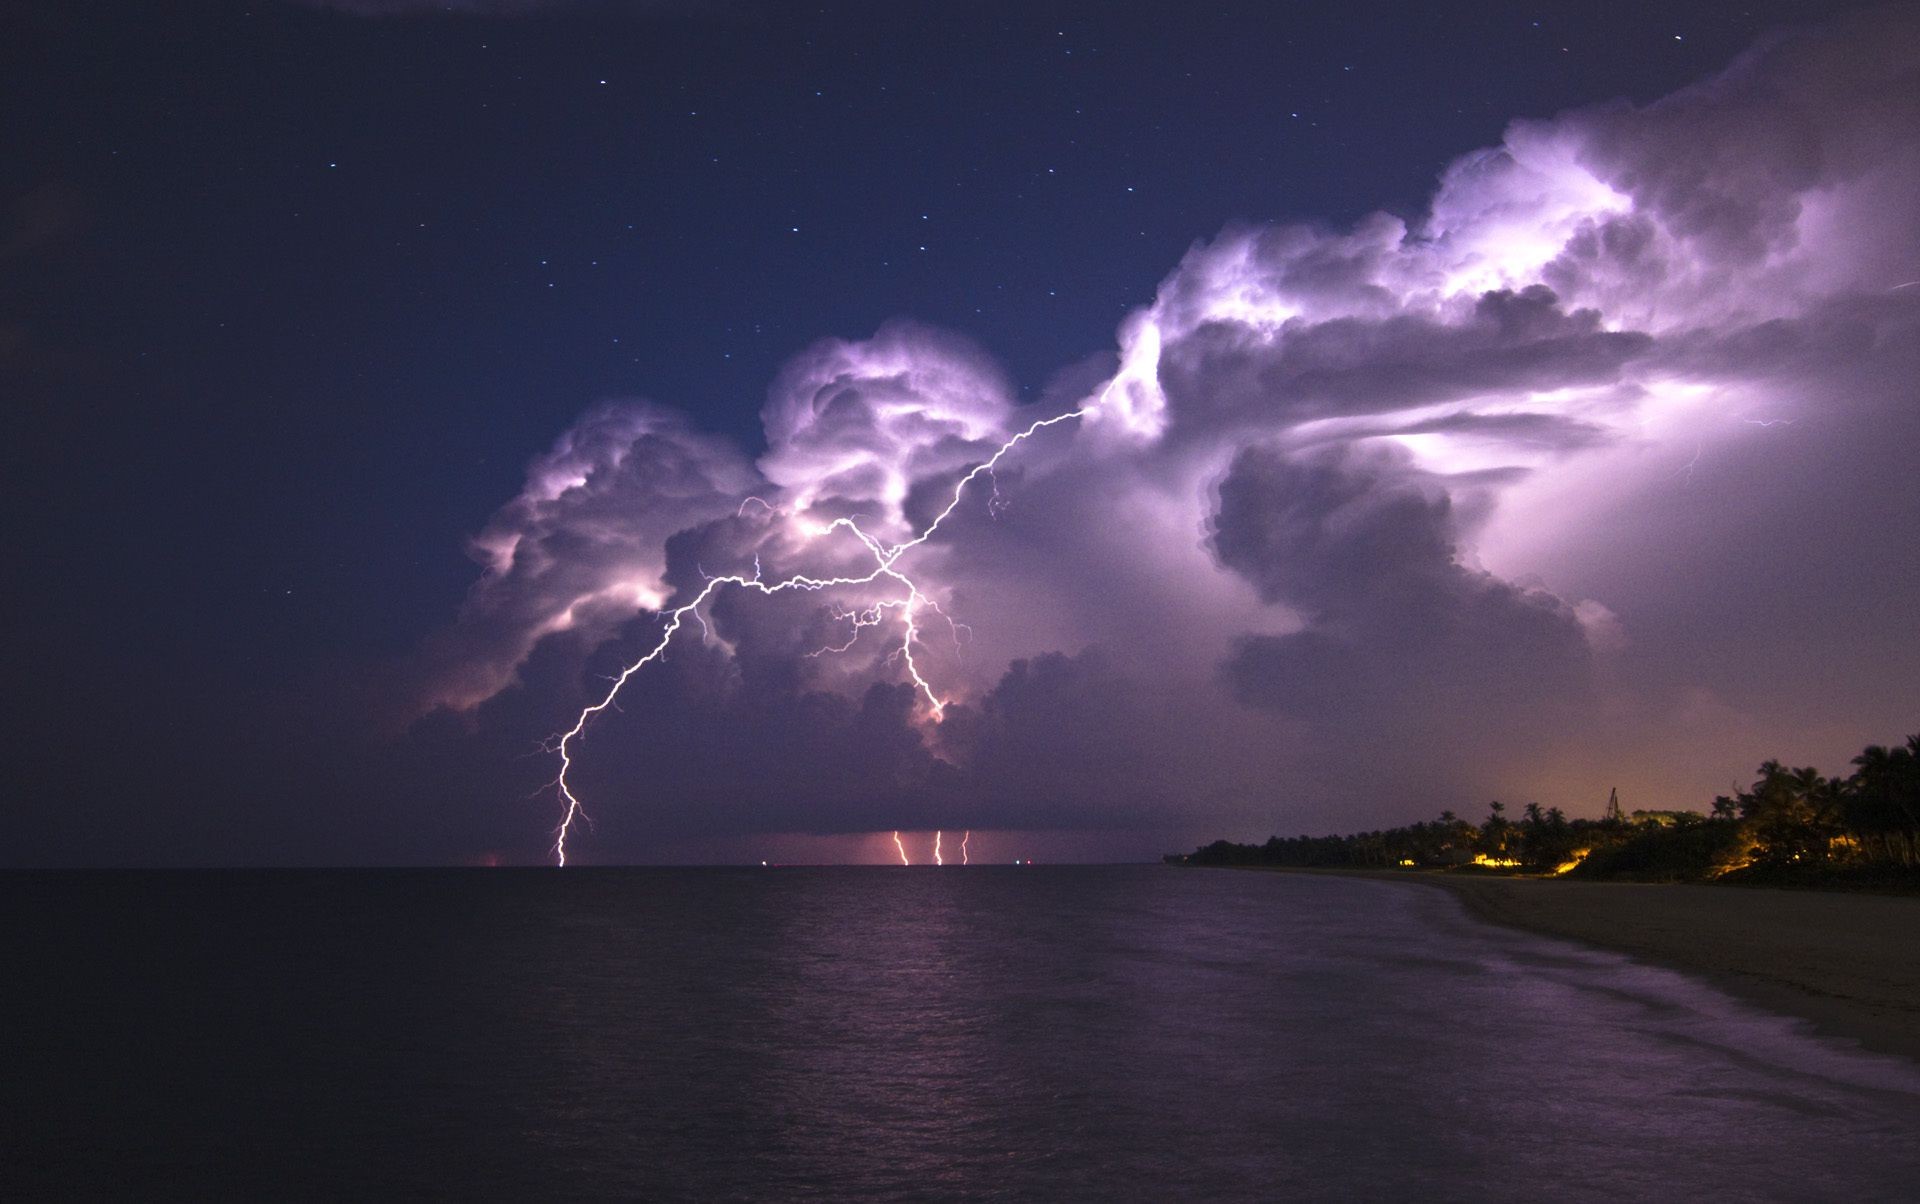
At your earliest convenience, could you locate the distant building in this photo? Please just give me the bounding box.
[1629,809,1703,827]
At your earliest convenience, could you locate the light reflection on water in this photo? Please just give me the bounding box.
[5,867,1917,1199]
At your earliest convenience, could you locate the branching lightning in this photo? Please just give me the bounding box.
[1674,443,1703,486]
[547,395,1102,865]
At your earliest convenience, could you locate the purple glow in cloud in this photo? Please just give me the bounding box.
[422,8,1920,859]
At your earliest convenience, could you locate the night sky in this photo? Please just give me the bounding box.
[6,0,1915,865]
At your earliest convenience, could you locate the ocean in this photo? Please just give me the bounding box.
[5,866,1917,1199]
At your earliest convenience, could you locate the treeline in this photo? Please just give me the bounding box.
[1184,734,1920,885]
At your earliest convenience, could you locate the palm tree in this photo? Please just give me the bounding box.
[1741,762,1834,865]
[1848,739,1920,866]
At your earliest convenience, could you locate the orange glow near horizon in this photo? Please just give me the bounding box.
[1552,848,1592,876]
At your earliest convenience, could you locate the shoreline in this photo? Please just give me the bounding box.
[1268,868,1920,1065]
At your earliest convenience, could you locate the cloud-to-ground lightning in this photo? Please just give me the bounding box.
[892,830,909,866]
[385,9,1920,879]
[933,830,943,865]
[547,394,1103,864]
[961,830,970,865]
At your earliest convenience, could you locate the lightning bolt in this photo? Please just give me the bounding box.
[1674,442,1702,486]
[961,829,970,865]
[547,391,1106,865]
[804,601,899,658]
[933,830,943,866]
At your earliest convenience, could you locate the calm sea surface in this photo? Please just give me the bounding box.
[4,867,1917,1200]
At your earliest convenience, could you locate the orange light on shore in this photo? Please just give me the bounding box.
[1552,848,1592,876]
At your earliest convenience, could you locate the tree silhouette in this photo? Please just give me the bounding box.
[1185,733,1919,879]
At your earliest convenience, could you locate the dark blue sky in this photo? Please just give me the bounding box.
[5,0,1904,864]
[10,1,1859,664]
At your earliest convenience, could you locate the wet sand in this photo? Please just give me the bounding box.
[1351,872,1920,1064]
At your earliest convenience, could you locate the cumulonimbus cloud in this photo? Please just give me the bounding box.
[419,7,1920,855]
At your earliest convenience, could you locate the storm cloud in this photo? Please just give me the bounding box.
[419,7,1920,860]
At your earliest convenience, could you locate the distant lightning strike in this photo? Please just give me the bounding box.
[961,830,970,865]
[1674,443,1703,486]
[548,393,1104,865]
[933,830,944,865]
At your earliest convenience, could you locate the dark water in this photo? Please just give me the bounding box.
[4,867,1918,1200]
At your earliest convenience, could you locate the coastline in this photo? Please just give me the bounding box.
[1275,869,1920,1064]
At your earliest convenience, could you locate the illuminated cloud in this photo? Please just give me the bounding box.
[421,7,1920,857]
[417,402,760,710]
[758,320,1018,529]
[1207,440,1591,726]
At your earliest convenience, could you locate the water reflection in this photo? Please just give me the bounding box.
[5,868,1917,1198]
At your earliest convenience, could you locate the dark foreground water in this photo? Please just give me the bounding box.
[4,868,1918,1200]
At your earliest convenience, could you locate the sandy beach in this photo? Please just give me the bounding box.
[1346,872,1920,1064]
